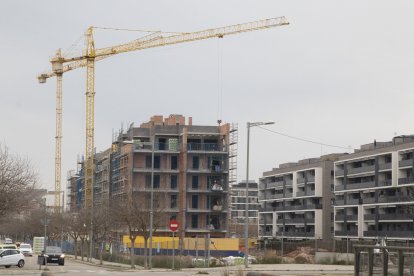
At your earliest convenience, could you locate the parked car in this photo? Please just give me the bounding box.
[44,246,64,266]
[4,238,12,244]
[0,249,25,268]
[0,244,18,250]
[18,243,33,256]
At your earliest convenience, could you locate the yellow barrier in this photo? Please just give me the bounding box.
[122,236,256,251]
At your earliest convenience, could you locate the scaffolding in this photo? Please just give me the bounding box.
[228,123,238,186]
[228,123,238,236]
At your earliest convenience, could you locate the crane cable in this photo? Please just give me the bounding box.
[257,126,354,150]
[217,37,223,124]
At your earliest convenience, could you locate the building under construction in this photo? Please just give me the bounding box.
[67,114,238,239]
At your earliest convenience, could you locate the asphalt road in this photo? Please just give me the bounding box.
[0,255,355,276]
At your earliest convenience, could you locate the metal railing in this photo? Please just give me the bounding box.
[187,143,224,152]
[354,244,414,276]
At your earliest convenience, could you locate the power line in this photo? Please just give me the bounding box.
[257,126,354,150]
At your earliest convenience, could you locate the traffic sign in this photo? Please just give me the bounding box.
[169,219,178,232]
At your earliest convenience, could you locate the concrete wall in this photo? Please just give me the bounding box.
[315,252,354,265]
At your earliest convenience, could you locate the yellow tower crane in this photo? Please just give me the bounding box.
[38,16,289,209]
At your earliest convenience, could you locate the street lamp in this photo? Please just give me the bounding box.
[245,121,274,268]
[149,135,155,269]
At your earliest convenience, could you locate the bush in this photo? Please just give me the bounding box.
[257,251,282,264]
[294,255,308,264]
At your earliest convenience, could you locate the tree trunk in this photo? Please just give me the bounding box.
[74,238,78,260]
[80,239,84,261]
[144,238,148,269]
[130,236,136,268]
[99,241,103,265]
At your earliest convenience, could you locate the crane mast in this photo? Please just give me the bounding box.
[38,16,289,210]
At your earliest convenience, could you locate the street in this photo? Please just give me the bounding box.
[0,254,354,276]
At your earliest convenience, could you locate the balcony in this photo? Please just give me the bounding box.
[364,213,414,221]
[261,231,273,237]
[277,231,315,238]
[281,218,315,224]
[345,181,375,190]
[378,163,392,170]
[362,197,376,204]
[297,177,305,184]
[277,204,322,211]
[346,198,362,205]
[335,184,344,191]
[335,199,345,205]
[187,143,224,152]
[259,207,275,212]
[377,195,414,204]
[347,165,375,175]
[187,166,228,174]
[336,169,344,177]
[399,159,413,168]
[296,191,306,197]
[268,193,284,199]
[335,231,358,237]
[267,181,284,189]
[398,177,414,185]
[187,207,211,213]
[364,230,414,238]
[335,214,358,221]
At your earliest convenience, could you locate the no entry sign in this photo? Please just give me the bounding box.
[169,219,178,232]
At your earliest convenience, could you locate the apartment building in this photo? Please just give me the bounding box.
[230,181,259,237]
[334,136,414,241]
[66,114,236,239]
[258,154,341,242]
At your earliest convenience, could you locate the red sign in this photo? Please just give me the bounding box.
[169,219,178,232]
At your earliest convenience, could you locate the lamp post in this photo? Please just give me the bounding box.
[245,121,274,268]
[149,135,155,269]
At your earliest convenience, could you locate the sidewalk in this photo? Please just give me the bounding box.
[67,255,354,275]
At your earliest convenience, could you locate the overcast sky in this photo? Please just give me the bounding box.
[1,0,413,192]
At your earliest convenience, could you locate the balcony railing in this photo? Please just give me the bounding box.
[362,197,376,204]
[335,184,344,191]
[336,170,344,177]
[276,204,322,211]
[364,230,414,238]
[378,163,392,170]
[187,143,224,152]
[267,181,284,189]
[364,213,414,221]
[259,207,275,212]
[261,231,273,237]
[280,218,315,224]
[377,195,414,204]
[346,198,362,205]
[276,231,315,237]
[335,231,358,237]
[335,199,345,205]
[345,181,375,190]
[398,177,414,185]
[399,159,413,167]
[347,165,375,175]
[296,191,306,197]
[335,214,358,221]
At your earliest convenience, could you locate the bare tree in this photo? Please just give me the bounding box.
[113,192,166,268]
[93,200,114,264]
[0,144,38,218]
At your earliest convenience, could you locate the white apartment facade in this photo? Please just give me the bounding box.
[334,136,414,241]
[259,154,341,242]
